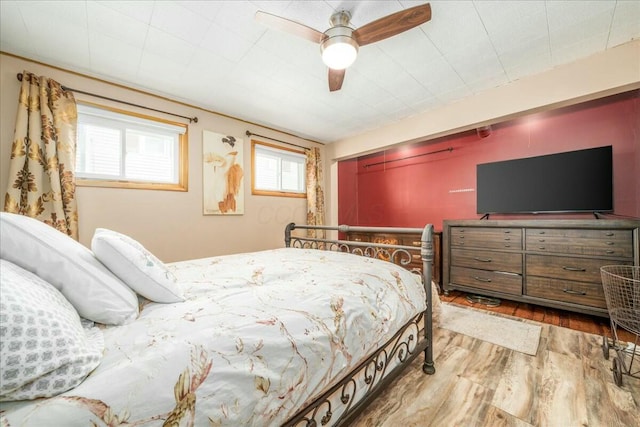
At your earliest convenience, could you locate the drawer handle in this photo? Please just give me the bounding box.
[606,241,614,246]
[473,257,492,262]
[411,241,421,246]
[606,232,614,237]
[563,289,587,296]
[538,246,546,250]
[538,239,545,242]
[504,244,511,247]
[504,237,511,241]
[606,250,615,254]
[562,266,587,272]
[539,231,546,235]
[473,276,492,283]
[504,230,511,234]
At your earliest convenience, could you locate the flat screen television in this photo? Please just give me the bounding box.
[476,146,613,215]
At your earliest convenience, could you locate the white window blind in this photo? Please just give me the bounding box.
[76,104,186,185]
[253,143,306,195]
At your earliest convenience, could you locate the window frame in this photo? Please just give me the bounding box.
[76,101,189,192]
[251,140,307,198]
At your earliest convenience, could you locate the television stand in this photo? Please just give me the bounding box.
[443,219,639,317]
[594,212,640,220]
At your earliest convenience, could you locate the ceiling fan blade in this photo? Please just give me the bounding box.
[353,3,432,46]
[328,69,346,92]
[255,11,324,44]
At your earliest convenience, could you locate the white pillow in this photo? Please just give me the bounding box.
[0,212,138,325]
[0,260,104,401]
[92,228,184,303]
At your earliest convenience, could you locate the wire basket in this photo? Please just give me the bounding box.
[600,265,640,386]
[601,265,640,336]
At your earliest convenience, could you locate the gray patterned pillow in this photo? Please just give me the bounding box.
[0,260,104,401]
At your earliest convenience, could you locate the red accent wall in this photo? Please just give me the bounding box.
[338,90,640,231]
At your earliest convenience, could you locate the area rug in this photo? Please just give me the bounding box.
[440,303,542,356]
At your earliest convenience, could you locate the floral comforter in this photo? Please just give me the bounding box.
[0,248,426,426]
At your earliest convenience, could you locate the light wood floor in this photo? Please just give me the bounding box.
[352,293,640,427]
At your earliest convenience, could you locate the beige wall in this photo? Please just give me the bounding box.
[325,40,640,226]
[0,53,323,262]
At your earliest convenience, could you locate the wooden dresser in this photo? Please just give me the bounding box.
[443,219,639,317]
[346,230,443,287]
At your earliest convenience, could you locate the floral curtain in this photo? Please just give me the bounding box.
[4,71,79,239]
[305,147,325,239]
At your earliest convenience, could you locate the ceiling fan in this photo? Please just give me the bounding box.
[255,3,432,92]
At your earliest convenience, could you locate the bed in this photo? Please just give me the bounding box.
[0,213,435,427]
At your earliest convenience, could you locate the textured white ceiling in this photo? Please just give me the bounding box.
[1,1,639,143]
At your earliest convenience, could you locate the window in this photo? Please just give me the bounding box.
[76,103,188,191]
[251,140,306,197]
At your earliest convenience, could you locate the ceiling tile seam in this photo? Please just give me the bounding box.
[134,2,156,78]
[146,3,206,62]
[82,1,93,68]
[236,33,263,66]
[144,4,217,66]
[605,1,617,48]
[183,1,223,22]
[16,3,41,58]
[237,12,274,68]
[544,1,554,65]
[400,54,437,101]
[322,0,336,14]
[15,3,29,50]
[471,0,509,86]
[416,25,469,102]
[84,0,92,70]
[375,40,439,107]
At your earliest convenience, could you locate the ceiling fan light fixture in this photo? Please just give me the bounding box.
[321,26,358,70]
[256,4,432,91]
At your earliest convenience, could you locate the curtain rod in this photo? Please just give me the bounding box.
[17,72,198,124]
[245,131,315,151]
[363,147,454,168]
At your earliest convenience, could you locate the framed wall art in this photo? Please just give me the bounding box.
[202,130,244,215]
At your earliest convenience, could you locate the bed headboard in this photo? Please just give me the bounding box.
[284,223,434,288]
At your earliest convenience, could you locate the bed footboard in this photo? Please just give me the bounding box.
[283,223,435,426]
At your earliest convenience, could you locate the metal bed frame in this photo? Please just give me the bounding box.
[282,223,436,427]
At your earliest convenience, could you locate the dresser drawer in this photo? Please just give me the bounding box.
[451,227,522,250]
[526,254,632,283]
[451,248,522,274]
[526,276,607,309]
[525,229,634,257]
[451,266,522,295]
